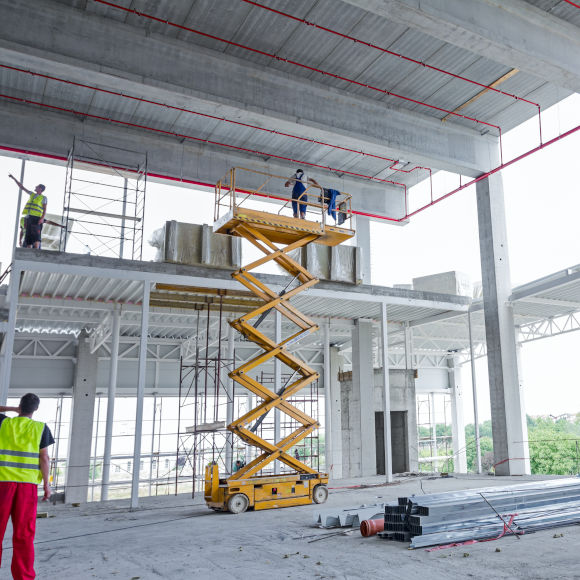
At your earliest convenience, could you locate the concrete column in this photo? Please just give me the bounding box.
[350,318,376,476]
[476,173,530,475]
[329,346,344,479]
[0,264,21,406]
[353,215,371,284]
[323,321,332,475]
[65,332,98,504]
[130,281,150,509]
[448,356,467,473]
[101,308,121,501]
[379,302,393,482]
[468,309,482,474]
[225,324,235,474]
[273,310,281,475]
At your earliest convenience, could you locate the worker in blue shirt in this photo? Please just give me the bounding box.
[285,169,319,219]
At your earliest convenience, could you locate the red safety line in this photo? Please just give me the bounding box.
[563,0,580,8]
[0,92,407,191]
[241,0,540,110]
[93,0,502,136]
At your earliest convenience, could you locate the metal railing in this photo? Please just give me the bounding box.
[214,166,353,229]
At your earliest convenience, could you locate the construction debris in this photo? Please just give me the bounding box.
[376,478,580,549]
[313,503,389,528]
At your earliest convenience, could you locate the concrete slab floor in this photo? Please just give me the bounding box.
[3,474,579,579]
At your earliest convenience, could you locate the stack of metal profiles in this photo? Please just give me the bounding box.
[377,478,580,549]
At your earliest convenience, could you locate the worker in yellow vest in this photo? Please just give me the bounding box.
[8,174,47,249]
[0,394,54,580]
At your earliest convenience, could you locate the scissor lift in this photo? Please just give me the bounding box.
[205,168,354,513]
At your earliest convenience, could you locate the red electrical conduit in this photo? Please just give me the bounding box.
[1,121,579,225]
[241,0,543,147]
[1,63,430,181]
[0,92,410,195]
[0,92,409,210]
[563,0,580,8]
[93,0,504,162]
[406,122,580,220]
[241,0,541,109]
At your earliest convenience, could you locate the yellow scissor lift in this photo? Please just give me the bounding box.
[205,167,354,513]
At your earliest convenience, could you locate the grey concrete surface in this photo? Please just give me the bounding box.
[343,0,580,93]
[6,474,579,579]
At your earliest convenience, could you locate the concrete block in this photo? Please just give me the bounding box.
[162,221,241,269]
[412,271,472,297]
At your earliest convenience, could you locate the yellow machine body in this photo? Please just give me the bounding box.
[205,464,329,511]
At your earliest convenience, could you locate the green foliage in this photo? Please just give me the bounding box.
[462,416,580,475]
[527,416,580,475]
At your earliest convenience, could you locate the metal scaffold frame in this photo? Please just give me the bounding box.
[60,137,147,260]
[175,302,236,497]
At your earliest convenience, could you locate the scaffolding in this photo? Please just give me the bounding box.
[60,138,147,259]
[416,393,452,473]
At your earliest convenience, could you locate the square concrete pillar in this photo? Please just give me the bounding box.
[329,346,344,479]
[476,174,530,475]
[347,318,376,477]
[447,356,467,473]
[65,333,98,503]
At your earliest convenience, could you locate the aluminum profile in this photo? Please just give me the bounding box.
[377,477,580,549]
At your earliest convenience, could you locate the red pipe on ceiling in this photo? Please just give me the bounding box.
[2,121,578,225]
[0,92,407,192]
[406,122,580,219]
[240,0,541,110]
[1,63,431,179]
[93,0,504,153]
[562,0,580,8]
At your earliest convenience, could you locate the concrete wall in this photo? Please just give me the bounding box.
[340,368,418,477]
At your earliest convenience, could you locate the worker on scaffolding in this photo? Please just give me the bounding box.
[285,169,319,220]
[9,174,47,249]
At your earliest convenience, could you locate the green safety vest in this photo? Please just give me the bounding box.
[0,417,44,484]
[22,192,45,218]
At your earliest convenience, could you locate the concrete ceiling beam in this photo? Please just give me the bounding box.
[343,0,580,93]
[0,101,406,219]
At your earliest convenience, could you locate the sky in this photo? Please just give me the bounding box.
[1,94,579,427]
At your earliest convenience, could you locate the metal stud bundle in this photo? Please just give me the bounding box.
[378,477,580,549]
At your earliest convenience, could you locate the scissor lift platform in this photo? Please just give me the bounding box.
[214,206,354,247]
[206,168,354,513]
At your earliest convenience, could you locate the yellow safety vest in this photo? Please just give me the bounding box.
[0,417,44,484]
[22,192,45,218]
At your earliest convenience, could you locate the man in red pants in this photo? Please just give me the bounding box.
[0,394,53,579]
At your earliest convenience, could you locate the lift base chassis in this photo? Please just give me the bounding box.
[205,465,328,512]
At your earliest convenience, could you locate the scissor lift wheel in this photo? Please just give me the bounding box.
[312,484,329,504]
[228,493,250,514]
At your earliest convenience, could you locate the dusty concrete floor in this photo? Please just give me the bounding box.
[3,474,579,579]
